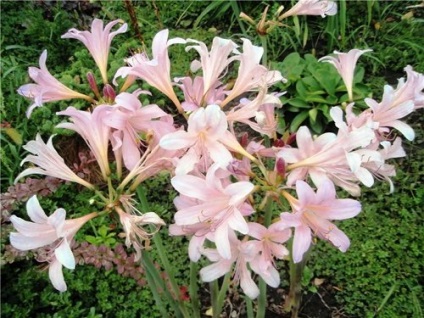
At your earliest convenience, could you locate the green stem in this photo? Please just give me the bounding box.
[136,186,191,318]
[245,296,254,318]
[260,35,268,67]
[189,262,201,318]
[256,197,274,318]
[142,253,172,318]
[210,281,219,318]
[212,272,231,318]
[284,245,311,318]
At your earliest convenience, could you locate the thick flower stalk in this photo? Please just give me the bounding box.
[9,196,97,291]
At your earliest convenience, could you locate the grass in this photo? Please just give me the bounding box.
[1,1,423,317]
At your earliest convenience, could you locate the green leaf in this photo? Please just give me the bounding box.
[309,108,318,122]
[302,76,321,90]
[296,80,308,97]
[290,111,309,132]
[305,95,330,104]
[287,98,310,108]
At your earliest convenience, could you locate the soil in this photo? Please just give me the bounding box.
[198,281,350,318]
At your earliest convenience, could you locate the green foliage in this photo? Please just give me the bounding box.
[309,124,424,317]
[273,52,371,134]
[1,261,160,318]
[85,225,117,248]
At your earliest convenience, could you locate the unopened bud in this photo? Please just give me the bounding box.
[87,72,100,98]
[240,132,249,148]
[287,133,296,145]
[276,157,286,178]
[103,84,116,102]
[273,139,285,148]
[239,12,256,26]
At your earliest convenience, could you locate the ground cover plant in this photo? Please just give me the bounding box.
[1,1,423,317]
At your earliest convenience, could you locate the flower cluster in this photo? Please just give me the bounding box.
[10,3,423,301]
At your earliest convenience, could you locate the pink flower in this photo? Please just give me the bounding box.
[174,76,225,111]
[57,106,111,180]
[393,65,424,110]
[116,197,165,261]
[62,19,127,83]
[281,180,361,263]
[247,222,291,287]
[279,0,337,20]
[200,236,261,299]
[365,87,415,141]
[171,164,255,259]
[226,89,282,138]
[278,125,374,196]
[319,49,372,102]
[221,38,286,107]
[15,134,94,189]
[186,37,239,99]
[9,196,97,291]
[102,92,174,170]
[160,104,254,174]
[114,30,186,112]
[18,50,91,118]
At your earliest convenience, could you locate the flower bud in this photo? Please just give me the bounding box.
[87,72,100,98]
[103,84,116,102]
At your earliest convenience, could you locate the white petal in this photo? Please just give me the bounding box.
[49,259,67,292]
[26,196,48,223]
[55,239,76,269]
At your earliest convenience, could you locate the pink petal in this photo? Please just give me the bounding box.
[214,225,232,259]
[26,195,48,223]
[159,131,195,150]
[240,266,260,299]
[55,239,76,270]
[49,259,67,292]
[200,260,232,282]
[9,231,56,250]
[292,225,311,263]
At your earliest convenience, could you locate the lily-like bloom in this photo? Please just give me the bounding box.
[102,92,174,170]
[15,134,94,189]
[57,106,111,180]
[226,88,282,138]
[319,49,372,102]
[114,30,186,112]
[160,104,255,174]
[278,125,375,196]
[221,38,285,107]
[365,85,416,141]
[278,0,337,20]
[171,164,255,259]
[18,50,91,118]
[174,76,226,111]
[186,36,239,99]
[62,19,127,83]
[200,235,261,299]
[281,180,361,263]
[247,222,291,287]
[9,196,97,291]
[116,197,165,261]
[393,65,424,110]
